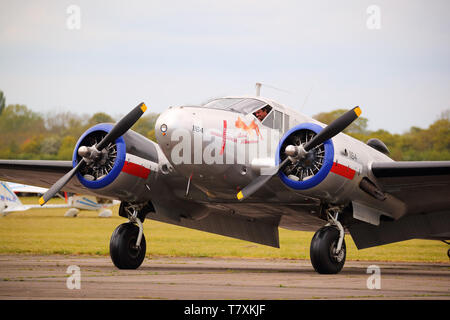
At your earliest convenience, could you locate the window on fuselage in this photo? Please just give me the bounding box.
[283,113,290,132]
[274,110,282,131]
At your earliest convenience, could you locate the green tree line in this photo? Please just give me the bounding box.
[313,109,450,161]
[0,103,159,160]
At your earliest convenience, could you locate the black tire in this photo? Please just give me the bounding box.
[110,222,146,269]
[310,226,346,274]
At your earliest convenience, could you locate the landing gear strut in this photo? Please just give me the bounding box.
[110,206,146,269]
[310,208,346,274]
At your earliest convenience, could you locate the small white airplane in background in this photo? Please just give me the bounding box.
[64,193,120,217]
[0,181,119,217]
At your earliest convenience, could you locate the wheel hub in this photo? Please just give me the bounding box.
[128,237,141,259]
[330,240,345,263]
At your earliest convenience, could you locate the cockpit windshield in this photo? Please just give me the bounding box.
[203,98,267,115]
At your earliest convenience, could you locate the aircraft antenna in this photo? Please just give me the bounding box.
[255,83,262,96]
[301,83,315,110]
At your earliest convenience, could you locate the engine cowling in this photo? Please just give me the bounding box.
[277,123,335,190]
[72,123,160,202]
[276,122,362,204]
[275,122,408,224]
[74,123,126,189]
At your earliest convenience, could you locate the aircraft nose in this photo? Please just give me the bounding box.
[155,106,195,151]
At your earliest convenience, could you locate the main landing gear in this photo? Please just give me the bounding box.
[110,205,146,269]
[310,208,346,274]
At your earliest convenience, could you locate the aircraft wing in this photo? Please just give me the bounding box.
[0,160,94,196]
[371,161,450,216]
[3,203,71,213]
[7,182,49,194]
[348,161,450,249]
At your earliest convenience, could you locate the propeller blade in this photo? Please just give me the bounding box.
[39,159,85,205]
[237,158,290,201]
[303,106,361,152]
[96,102,147,151]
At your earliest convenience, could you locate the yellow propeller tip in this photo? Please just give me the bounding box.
[140,103,147,113]
[354,106,362,117]
[39,197,45,206]
[237,191,244,200]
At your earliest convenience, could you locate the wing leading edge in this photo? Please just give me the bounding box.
[0,160,92,196]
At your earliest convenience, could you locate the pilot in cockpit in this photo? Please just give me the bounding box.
[253,105,271,122]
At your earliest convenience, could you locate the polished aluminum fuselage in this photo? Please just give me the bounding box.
[152,97,400,230]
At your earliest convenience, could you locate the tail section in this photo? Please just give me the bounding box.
[0,181,29,215]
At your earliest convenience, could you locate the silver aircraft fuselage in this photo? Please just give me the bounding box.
[153,96,401,224]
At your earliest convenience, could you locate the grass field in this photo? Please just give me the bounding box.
[0,197,448,262]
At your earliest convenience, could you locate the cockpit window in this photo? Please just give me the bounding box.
[203,98,267,115]
[260,109,283,131]
[253,105,272,122]
[203,98,244,110]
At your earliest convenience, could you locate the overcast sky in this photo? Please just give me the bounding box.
[0,0,449,133]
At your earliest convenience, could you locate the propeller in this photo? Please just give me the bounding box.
[237,158,290,200]
[39,102,147,206]
[237,106,361,201]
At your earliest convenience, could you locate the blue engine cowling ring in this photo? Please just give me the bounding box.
[276,123,334,190]
[72,123,126,189]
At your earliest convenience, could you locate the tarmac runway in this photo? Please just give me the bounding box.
[0,254,448,300]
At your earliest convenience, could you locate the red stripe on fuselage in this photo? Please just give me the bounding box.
[121,161,151,179]
[220,120,227,155]
[330,162,355,180]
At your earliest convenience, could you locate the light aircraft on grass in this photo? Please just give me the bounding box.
[0,181,117,217]
[0,94,448,273]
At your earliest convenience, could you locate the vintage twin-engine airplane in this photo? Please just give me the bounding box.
[0,96,449,273]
